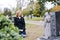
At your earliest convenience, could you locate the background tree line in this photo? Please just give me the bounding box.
[22,0,60,17]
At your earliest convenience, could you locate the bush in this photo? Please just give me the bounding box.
[0,15,22,40]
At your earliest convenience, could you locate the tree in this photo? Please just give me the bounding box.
[17,0,24,10]
[37,0,45,14]
[4,8,12,20]
[22,8,30,19]
[29,0,34,18]
[33,2,41,17]
[38,0,56,2]
[37,0,58,17]
[22,8,30,16]
[46,0,56,2]
[4,8,9,16]
[4,8,12,16]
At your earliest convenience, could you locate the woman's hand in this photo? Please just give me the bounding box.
[19,29,23,31]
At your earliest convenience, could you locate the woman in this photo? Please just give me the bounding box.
[14,10,26,38]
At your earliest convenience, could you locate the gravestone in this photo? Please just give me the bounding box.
[37,11,60,40]
[55,11,60,36]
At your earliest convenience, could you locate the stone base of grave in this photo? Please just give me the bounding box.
[37,36,60,40]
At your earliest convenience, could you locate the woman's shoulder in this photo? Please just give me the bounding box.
[21,17,24,19]
[14,17,17,19]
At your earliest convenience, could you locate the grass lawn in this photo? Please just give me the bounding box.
[26,23,39,27]
[25,17,44,21]
[23,23,44,40]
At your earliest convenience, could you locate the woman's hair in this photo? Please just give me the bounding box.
[16,10,23,17]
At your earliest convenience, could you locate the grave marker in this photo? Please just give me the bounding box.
[38,11,60,40]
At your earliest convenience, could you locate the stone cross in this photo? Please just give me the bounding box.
[38,11,60,40]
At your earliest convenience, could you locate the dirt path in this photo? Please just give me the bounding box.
[23,24,44,40]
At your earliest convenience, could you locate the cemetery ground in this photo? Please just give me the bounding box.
[23,21,44,40]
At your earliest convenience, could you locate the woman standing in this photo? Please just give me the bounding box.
[14,10,26,38]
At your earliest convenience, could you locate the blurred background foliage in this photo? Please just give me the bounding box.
[0,0,60,18]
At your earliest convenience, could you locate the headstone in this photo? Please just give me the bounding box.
[38,11,60,40]
[55,11,60,36]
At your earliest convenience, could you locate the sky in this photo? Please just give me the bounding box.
[0,0,17,11]
[0,0,30,11]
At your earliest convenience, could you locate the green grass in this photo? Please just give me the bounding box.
[26,23,39,27]
[25,17,44,21]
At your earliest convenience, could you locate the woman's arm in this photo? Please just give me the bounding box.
[20,17,25,28]
[22,17,25,26]
[14,17,18,26]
